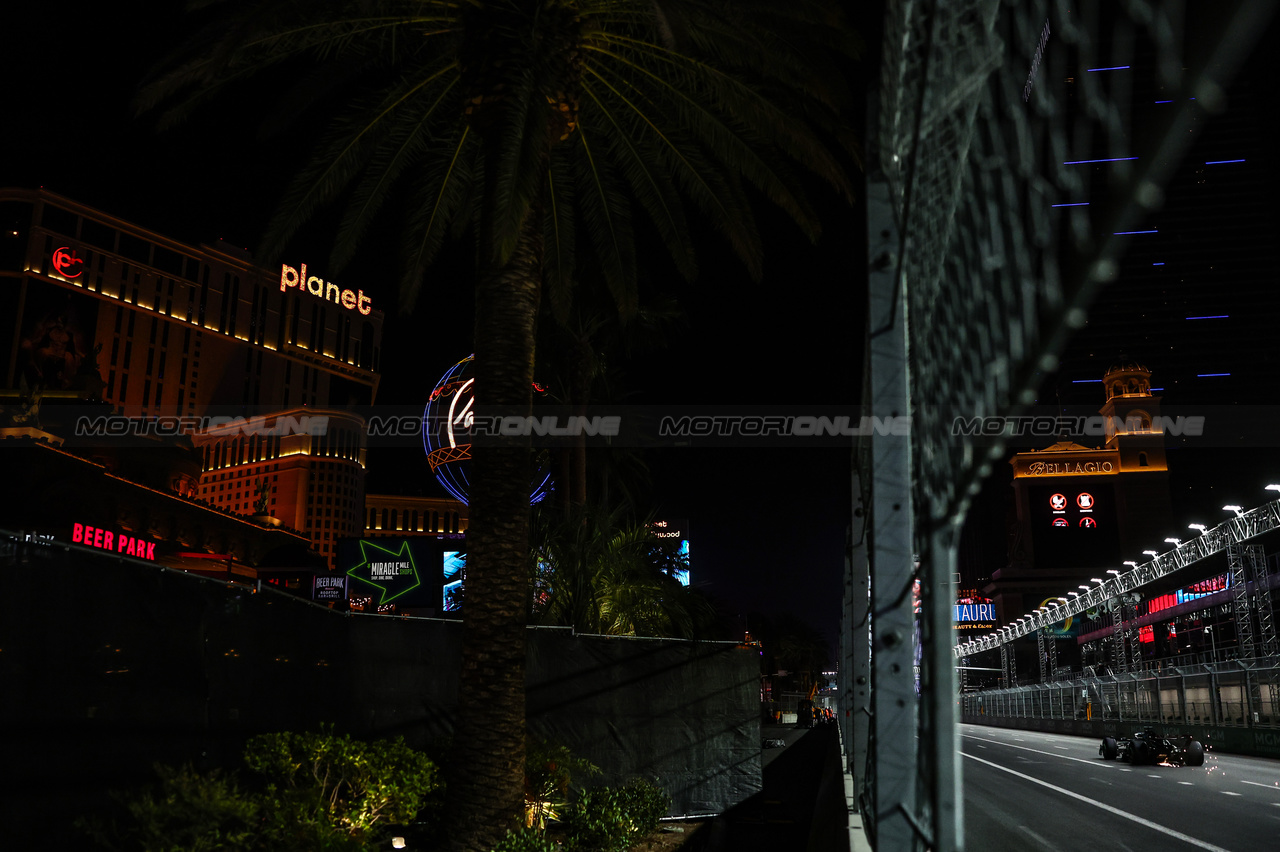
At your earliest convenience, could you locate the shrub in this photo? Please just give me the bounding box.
[488,826,560,852]
[244,727,441,842]
[524,737,599,830]
[563,779,672,852]
[77,763,259,852]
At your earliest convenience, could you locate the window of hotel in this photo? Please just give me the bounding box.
[40,205,77,236]
[79,217,115,250]
[127,311,136,337]
[118,233,150,265]
[110,338,119,366]
[123,341,133,369]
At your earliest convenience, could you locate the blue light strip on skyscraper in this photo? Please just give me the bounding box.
[1205,159,1245,164]
[1072,379,1103,383]
[1155,99,1174,104]
[1051,202,1090,207]
[1186,315,1229,320]
[1150,388,1163,392]
[1152,262,1166,266]
[1114,229,1158,235]
[1088,66,1131,71]
[1197,373,1230,377]
[1064,157,1139,164]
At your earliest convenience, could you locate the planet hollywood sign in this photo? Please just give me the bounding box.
[280,262,373,315]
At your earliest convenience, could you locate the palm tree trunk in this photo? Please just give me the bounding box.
[446,203,543,850]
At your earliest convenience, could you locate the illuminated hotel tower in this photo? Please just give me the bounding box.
[987,362,1173,621]
[0,187,384,568]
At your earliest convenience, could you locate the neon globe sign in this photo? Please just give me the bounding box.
[422,354,552,506]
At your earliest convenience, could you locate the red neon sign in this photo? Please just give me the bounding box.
[52,246,84,278]
[71,522,155,560]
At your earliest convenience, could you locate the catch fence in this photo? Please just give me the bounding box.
[844,1,1276,849]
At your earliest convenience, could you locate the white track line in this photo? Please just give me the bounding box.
[964,753,1234,852]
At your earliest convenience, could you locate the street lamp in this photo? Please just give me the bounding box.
[1223,505,1244,516]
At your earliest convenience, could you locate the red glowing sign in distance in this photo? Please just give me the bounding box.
[280,263,372,315]
[71,522,156,560]
[52,246,84,278]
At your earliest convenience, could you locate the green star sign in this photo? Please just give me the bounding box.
[346,540,421,604]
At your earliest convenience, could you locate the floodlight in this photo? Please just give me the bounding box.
[1223,505,1243,516]
[1165,538,1182,546]
[1143,550,1158,557]
[1188,523,1207,534]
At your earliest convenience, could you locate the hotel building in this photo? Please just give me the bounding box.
[0,187,386,569]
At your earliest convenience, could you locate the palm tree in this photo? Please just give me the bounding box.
[139,3,856,847]
[530,503,719,638]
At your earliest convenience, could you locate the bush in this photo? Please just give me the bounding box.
[563,779,672,852]
[524,737,599,830]
[488,826,560,852]
[77,764,260,852]
[78,729,443,852]
[244,727,441,842]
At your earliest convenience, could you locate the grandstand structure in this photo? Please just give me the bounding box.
[842,2,1276,850]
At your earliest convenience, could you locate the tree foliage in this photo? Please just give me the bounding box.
[530,503,720,638]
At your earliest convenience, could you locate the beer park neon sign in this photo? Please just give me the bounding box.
[280,262,373,315]
[71,522,156,560]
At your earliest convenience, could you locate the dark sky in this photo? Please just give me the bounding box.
[4,3,861,653]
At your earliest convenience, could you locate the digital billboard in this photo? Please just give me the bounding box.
[337,537,465,613]
[1028,482,1121,571]
[954,590,997,631]
[443,550,464,610]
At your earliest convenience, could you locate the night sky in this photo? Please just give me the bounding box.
[5,3,861,652]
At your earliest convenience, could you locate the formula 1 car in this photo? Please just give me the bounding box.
[1099,727,1205,766]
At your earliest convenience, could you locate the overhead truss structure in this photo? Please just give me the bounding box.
[955,501,1280,658]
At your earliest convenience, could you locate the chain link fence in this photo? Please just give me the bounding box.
[848,1,1276,849]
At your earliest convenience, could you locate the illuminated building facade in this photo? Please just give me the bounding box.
[0,187,386,571]
[195,409,368,569]
[0,187,383,414]
[987,362,1173,621]
[363,493,469,537]
[0,428,314,580]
